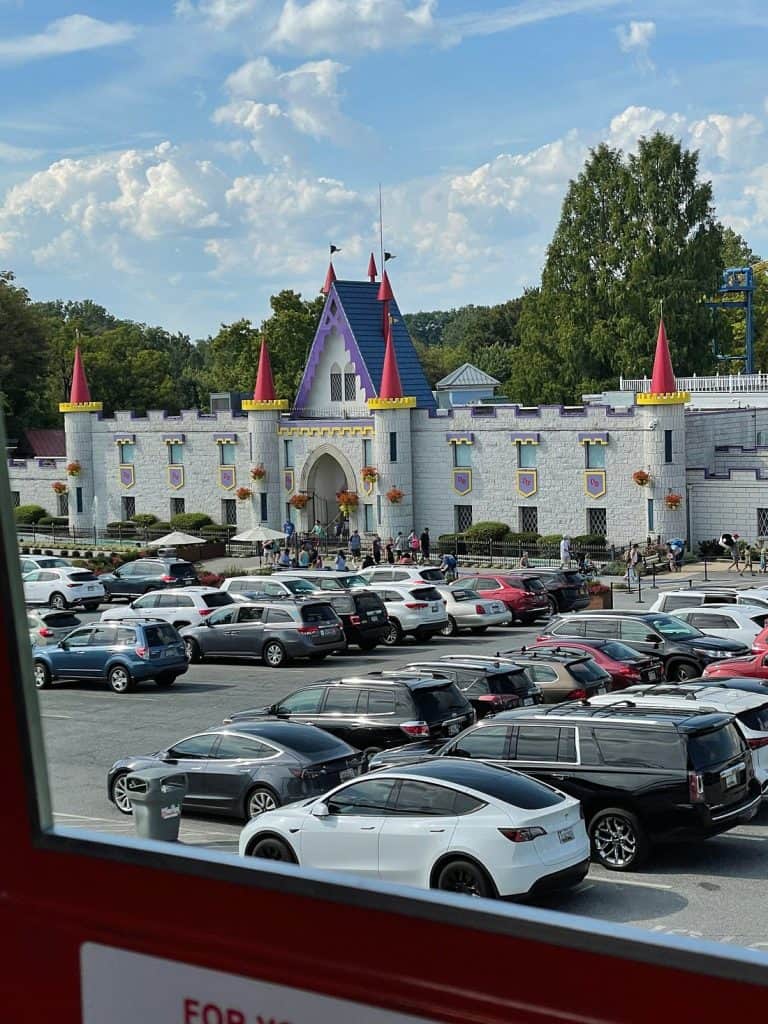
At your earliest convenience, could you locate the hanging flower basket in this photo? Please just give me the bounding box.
[664,492,683,510]
[235,486,253,501]
[51,481,68,495]
[386,487,405,505]
[361,466,379,484]
[336,490,360,516]
[249,464,267,481]
[632,470,651,487]
[66,461,81,477]
[290,493,309,509]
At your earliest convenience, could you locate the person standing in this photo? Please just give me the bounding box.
[419,527,431,562]
[349,529,362,562]
[394,531,405,558]
[408,529,420,557]
[739,541,755,576]
[625,543,640,586]
[312,519,326,542]
[761,540,768,574]
[372,534,382,564]
[283,519,295,545]
[518,551,530,568]
[334,550,347,571]
[440,551,458,581]
[385,542,395,564]
[559,535,571,568]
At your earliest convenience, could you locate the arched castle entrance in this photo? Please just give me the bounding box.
[300,444,357,531]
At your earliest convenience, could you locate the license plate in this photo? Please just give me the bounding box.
[558,827,574,843]
[597,686,606,694]
[647,670,659,681]
[445,722,459,736]
[431,603,439,612]
[340,768,355,781]
[369,612,380,619]
[523,697,535,706]
[87,586,97,591]
[722,766,740,789]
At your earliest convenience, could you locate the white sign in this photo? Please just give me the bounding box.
[81,943,440,1024]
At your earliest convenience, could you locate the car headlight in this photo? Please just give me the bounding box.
[693,647,726,658]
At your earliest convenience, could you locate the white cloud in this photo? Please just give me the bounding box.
[607,105,685,151]
[0,141,42,162]
[448,0,620,43]
[616,19,655,69]
[174,0,260,29]
[270,0,437,53]
[0,15,136,64]
[689,113,763,165]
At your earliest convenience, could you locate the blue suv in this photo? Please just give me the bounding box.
[33,619,188,694]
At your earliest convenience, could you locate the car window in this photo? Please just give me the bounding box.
[463,677,491,696]
[88,627,117,646]
[489,671,530,694]
[411,586,443,602]
[118,563,137,577]
[301,603,338,624]
[143,623,179,646]
[390,571,410,581]
[392,780,461,816]
[687,724,744,769]
[311,578,344,591]
[322,687,362,713]
[37,570,58,582]
[237,606,264,623]
[115,627,137,645]
[411,683,468,722]
[42,612,81,628]
[208,607,238,625]
[65,629,95,648]
[514,726,567,762]
[418,569,445,582]
[451,726,510,759]
[203,592,234,607]
[449,589,476,602]
[647,614,703,640]
[703,594,736,605]
[213,735,274,760]
[265,608,293,623]
[69,571,97,582]
[383,590,402,603]
[284,579,318,595]
[475,578,501,591]
[134,594,160,608]
[459,577,478,589]
[363,689,397,714]
[689,613,736,629]
[738,705,768,731]
[168,735,216,759]
[552,619,585,637]
[666,594,703,610]
[593,727,683,769]
[525,665,558,683]
[619,619,659,642]
[327,778,396,815]
[168,563,195,578]
[263,583,286,597]
[596,641,642,662]
[354,592,386,613]
[276,687,326,714]
[582,618,618,638]
[369,569,392,582]
[228,579,252,593]
[337,575,368,588]
[569,660,609,683]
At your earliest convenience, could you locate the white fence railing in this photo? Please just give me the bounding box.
[620,374,768,394]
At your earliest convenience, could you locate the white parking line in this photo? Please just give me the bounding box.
[720,834,765,842]
[41,713,72,720]
[593,876,673,890]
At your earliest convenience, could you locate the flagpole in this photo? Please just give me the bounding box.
[378,183,384,279]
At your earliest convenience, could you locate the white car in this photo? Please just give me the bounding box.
[100,586,236,628]
[436,585,511,636]
[669,605,768,648]
[23,566,104,610]
[366,582,449,644]
[220,575,321,600]
[19,554,72,577]
[649,589,768,613]
[588,684,768,793]
[239,759,589,899]
[360,565,446,586]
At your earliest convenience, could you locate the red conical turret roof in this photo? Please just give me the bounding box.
[379,317,403,400]
[322,261,337,295]
[253,338,276,402]
[650,318,677,395]
[377,269,394,302]
[367,252,378,282]
[69,346,92,405]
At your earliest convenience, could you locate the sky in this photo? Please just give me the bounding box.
[1,1,768,339]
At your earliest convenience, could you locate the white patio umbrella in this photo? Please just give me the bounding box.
[146,531,205,547]
[231,526,287,543]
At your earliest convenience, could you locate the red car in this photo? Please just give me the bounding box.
[528,639,665,690]
[751,625,768,654]
[703,651,768,681]
[454,573,550,625]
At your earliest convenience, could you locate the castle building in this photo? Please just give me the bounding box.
[8,257,768,546]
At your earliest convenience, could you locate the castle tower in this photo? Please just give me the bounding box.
[241,338,288,528]
[368,299,416,540]
[59,347,102,533]
[637,318,690,541]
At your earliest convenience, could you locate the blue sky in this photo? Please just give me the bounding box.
[1,0,768,338]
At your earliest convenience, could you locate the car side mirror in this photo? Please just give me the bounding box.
[645,634,661,644]
[762,654,768,667]
[205,619,213,627]
[58,640,69,650]
[311,802,329,818]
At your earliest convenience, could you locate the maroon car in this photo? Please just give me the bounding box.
[526,638,665,689]
[453,573,549,625]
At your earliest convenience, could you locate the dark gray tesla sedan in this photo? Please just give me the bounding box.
[107,722,364,820]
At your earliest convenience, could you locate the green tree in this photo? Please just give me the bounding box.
[511,134,724,402]
[0,271,50,436]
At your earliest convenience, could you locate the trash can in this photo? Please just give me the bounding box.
[124,767,188,842]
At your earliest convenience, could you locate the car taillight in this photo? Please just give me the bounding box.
[568,688,587,700]
[498,827,546,843]
[475,605,487,615]
[298,626,319,635]
[747,737,768,750]
[38,628,54,638]
[349,614,361,625]
[135,646,149,660]
[199,608,213,616]
[400,721,430,737]
[688,771,705,803]
[477,694,511,704]
[66,583,79,588]
[405,602,428,609]
[161,575,175,582]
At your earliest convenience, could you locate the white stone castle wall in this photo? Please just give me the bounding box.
[7,458,68,515]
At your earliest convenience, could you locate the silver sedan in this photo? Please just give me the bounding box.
[437,586,512,636]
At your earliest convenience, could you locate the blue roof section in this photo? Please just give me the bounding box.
[334,280,436,410]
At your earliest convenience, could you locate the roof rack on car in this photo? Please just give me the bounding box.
[628,684,703,701]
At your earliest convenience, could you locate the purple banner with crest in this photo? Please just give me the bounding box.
[585,470,606,498]
[452,469,472,496]
[219,467,236,490]
[168,466,184,490]
[516,470,537,497]
[119,466,134,489]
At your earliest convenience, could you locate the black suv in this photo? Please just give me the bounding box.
[439,651,611,704]
[519,568,589,613]
[368,703,761,870]
[101,558,198,600]
[541,610,751,681]
[386,660,543,717]
[223,675,475,758]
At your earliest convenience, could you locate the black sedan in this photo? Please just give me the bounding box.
[107,722,364,821]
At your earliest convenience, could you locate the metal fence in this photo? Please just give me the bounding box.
[436,537,616,566]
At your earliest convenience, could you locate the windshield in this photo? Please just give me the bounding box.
[412,684,468,721]
[451,589,480,602]
[688,724,744,769]
[569,660,610,683]
[311,578,345,591]
[418,568,445,581]
[647,614,703,640]
[597,640,647,661]
[337,574,369,589]
[285,579,319,595]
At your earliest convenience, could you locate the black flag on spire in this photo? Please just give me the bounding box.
[330,244,341,255]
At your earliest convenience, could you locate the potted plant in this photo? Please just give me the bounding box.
[632,470,651,487]
[386,486,405,504]
[235,486,253,501]
[290,493,309,509]
[336,490,360,515]
[249,464,267,481]
[51,481,68,495]
[664,492,683,510]
[587,581,612,609]
[361,466,379,484]
[66,461,81,477]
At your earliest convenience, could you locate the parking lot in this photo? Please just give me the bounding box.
[34,603,768,952]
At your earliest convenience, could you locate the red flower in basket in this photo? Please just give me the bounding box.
[66,461,81,477]
[51,481,68,495]
[235,486,253,501]
[250,464,267,481]
[290,493,309,509]
[386,487,405,504]
[632,470,651,487]
[664,492,683,510]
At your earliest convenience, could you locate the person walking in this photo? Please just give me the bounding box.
[312,519,326,542]
[394,531,404,558]
[760,540,767,574]
[385,542,395,564]
[739,540,755,576]
[625,543,640,587]
[419,527,431,562]
[408,530,420,557]
[349,529,362,562]
[721,533,740,572]
[283,519,295,545]
[372,534,382,564]
[559,535,571,568]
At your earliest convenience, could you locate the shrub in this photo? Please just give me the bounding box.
[131,513,158,527]
[571,533,606,547]
[601,560,626,576]
[170,512,213,531]
[14,504,47,524]
[463,521,511,540]
[200,524,236,537]
[119,548,143,564]
[37,516,55,527]
[538,533,563,545]
[698,539,722,558]
[502,532,541,545]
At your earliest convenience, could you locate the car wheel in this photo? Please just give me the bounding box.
[670,662,699,682]
[108,665,134,694]
[247,835,296,862]
[546,597,558,616]
[440,616,458,637]
[589,807,649,871]
[382,620,403,646]
[262,641,287,667]
[111,772,133,815]
[470,626,488,634]
[434,858,495,899]
[49,592,68,610]
[184,638,201,663]
[33,661,52,690]
[245,786,280,819]
[155,673,177,688]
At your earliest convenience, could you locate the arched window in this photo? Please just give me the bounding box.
[330,362,342,402]
[344,361,356,401]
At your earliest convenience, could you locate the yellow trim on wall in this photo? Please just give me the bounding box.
[59,402,102,413]
[636,392,691,406]
[367,396,417,410]
[242,399,289,411]
[278,425,374,437]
